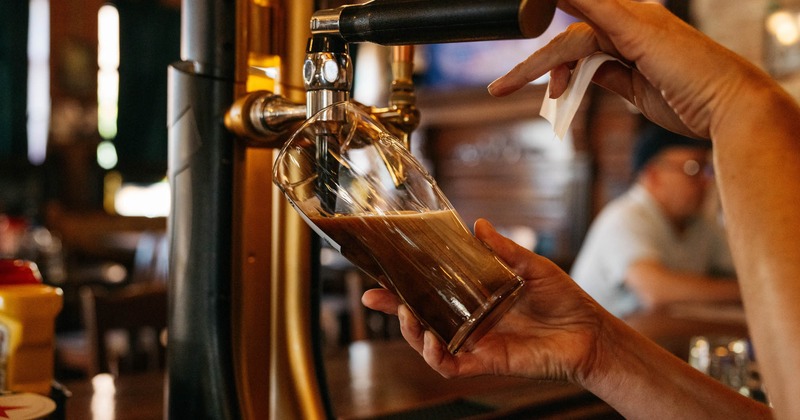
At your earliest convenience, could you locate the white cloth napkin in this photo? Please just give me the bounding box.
[540,53,620,139]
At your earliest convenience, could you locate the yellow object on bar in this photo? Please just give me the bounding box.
[0,284,63,395]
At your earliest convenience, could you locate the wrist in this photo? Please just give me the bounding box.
[575,311,634,393]
[574,310,771,419]
[710,60,799,143]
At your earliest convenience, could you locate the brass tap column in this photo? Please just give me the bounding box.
[168,0,327,418]
[230,0,328,419]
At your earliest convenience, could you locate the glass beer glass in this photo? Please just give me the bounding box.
[273,101,524,353]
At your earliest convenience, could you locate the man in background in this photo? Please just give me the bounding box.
[570,124,740,317]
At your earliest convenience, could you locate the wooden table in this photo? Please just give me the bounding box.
[61,303,748,419]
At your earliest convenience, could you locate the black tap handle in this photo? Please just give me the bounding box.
[333,0,557,45]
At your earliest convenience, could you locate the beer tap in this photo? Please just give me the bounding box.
[364,45,420,187]
[303,34,353,212]
[223,93,306,147]
[225,0,556,149]
[224,37,415,149]
[303,34,353,118]
[223,34,354,148]
[367,45,419,151]
[224,0,558,211]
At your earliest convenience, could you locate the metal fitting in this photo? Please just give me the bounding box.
[309,6,344,35]
[304,35,352,117]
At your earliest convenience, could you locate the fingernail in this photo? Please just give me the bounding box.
[487,79,503,96]
[479,218,497,232]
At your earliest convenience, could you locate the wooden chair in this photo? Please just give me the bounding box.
[79,282,168,376]
[56,230,169,377]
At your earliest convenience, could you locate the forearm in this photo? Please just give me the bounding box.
[710,68,800,419]
[627,261,741,308]
[645,276,740,308]
[583,314,771,419]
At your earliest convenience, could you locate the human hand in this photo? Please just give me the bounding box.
[487,0,768,139]
[362,218,608,385]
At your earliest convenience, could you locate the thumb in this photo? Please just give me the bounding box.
[474,218,559,279]
[474,218,530,268]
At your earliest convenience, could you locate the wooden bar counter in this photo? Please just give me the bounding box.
[322,340,615,419]
[623,302,749,361]
[60,341,614,419]
[61,303,748,419]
